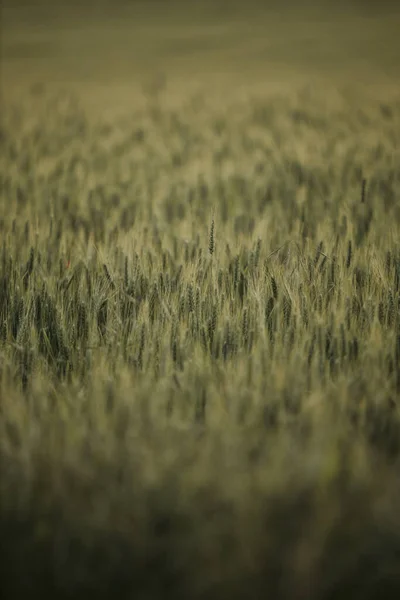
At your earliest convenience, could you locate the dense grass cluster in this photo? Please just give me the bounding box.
[1,85,400,599]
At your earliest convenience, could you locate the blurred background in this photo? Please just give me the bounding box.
[2,0,400,115]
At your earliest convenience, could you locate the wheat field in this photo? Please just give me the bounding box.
[1,2,400,599]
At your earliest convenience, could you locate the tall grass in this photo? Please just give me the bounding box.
[1,85,400,599]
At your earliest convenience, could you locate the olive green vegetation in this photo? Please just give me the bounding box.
[1,83,400,599]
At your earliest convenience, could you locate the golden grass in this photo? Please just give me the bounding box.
[1,80,400,598]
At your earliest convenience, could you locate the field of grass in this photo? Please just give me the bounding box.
[1,2,400,599]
